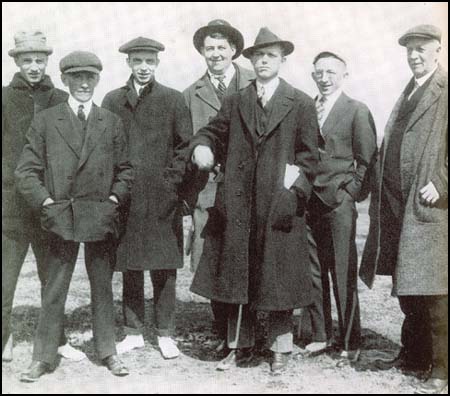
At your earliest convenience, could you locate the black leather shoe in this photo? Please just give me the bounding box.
[271,352,290,373]
[415,378,448,394]
[20,361,50,383]
[103,355,129,377]
[374,355,429,374]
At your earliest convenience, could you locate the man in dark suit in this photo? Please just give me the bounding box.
[2,30,84,363]
[183,19,255,351]
[16,51,134,382]
[303,52,377,365]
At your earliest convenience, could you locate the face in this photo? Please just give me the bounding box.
[201,36,236,75]
[127,50,159,85]
[406,38,441,78]
[14,52,48,85]
[62,72,99,102]
[312,57,348,97]
[250,45,285,82]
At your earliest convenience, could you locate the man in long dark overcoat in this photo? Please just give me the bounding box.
[102,37,193,359]
[360,25,448,394]
[189,27,319,373]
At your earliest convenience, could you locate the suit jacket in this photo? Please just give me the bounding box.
[15,102,134,242]
[313,93,377,207]
[190,79,319,311]
[360,66,448,296]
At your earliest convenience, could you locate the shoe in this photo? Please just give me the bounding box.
[215,340,226,353]
[20,361,50,383]
[58,343,86,361]
[2,335,13,362]
[103,355,129,377]
[116,335,145,355]
[216,350,237,371]
[336,348,360,368]
[415,378,448,394]
[305,341,328,356]
[271,352,290,373]
[157,336,180,359]
[374,354,429,374]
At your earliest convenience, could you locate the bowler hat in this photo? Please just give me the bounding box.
[193,19,244,59]
[243,27,294,59]
[119,37,165,54]
[8,30,53,57]
[60,51,103,74]
[398,24,442,46]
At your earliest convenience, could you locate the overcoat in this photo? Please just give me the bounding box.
[190,79,319,311]
[360,66,448,296]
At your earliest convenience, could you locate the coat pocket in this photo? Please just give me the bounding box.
[41,200,73,240]
[412,192,448,224]
[271,188,298,232]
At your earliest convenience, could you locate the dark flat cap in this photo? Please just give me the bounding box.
[399,24,442,46]
[243,27,294,59]
[193,19,244,59]
[60,51,103,74]
[119,37,165,54]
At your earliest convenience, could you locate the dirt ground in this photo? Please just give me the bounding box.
[2,202,448,394]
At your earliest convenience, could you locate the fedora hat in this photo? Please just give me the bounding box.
[8,30,53,57]
[193,19,244,59]
[242,27,294,59]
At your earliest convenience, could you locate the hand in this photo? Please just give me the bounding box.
[192,145,214,171]
[420,181,440,206]
[108,195,119,204]
[42,197,55,207]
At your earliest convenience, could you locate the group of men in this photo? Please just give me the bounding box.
[1,19,447,394]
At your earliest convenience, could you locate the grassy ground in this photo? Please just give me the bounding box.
[2,202,447,394]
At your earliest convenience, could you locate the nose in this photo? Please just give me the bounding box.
[29,61,39,72]
[80,80,89,88]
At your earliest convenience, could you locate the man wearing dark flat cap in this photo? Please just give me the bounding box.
[2,30,86,364]
[188,27,319,373]
[102,37,193,360]
[361,24,448,394]
[183,19,255,352]
[16,51,134,381]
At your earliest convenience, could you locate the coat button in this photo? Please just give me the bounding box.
[67,176,73,180]
[70,197,75,203]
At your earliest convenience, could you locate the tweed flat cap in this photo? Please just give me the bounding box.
[399,24,442,46]
[8,30,53,57]
[59,51,103,74]
[119,37,165,54]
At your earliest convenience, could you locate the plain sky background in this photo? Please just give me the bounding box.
[2,2,448,140]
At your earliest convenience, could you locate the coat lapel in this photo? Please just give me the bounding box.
[321,93,349,136]
[265,79,294,137]
[55,104,82,158]
[195,73,221,111]
[238,83,257,137]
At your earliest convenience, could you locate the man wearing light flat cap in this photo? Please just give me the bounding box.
[16,51,134,381]
[102,37,193,360]
[189,27,319,373]
[184,19,255,352]
[2,30,86,364]
[361,24,448,394]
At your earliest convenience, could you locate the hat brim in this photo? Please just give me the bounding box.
[193,25,244,60]
[62,66,101,74]
[8,47,53,57]
[398,33,441,46]
[242,40,294,59]
[119,46,164,54]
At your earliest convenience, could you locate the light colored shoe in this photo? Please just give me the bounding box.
[116,334,145,355]
[305,341,328,354]
[57,343,87,361]
[336,348,361,367]
[415,378,448,394]
[157,336,180,359]
[2,335,13,362]
[216,350,237,371]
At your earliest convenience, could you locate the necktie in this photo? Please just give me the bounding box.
[138,86,144,97]
[77,104,87,124]
[215,75,226,95]
[408,80,420,101]
[257,85,267,107]
[316,96,327,127]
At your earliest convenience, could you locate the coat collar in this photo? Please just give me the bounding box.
[9,72,54,91]
[321,92,350,136]
[124,75,157,109]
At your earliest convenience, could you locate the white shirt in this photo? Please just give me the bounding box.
[256,77,280,104]
[133,79,151,96]
[68,96,93,119]
[316,88,343,128]
[208,65,235,90]
[408,65,438,100]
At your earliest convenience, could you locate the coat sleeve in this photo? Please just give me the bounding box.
[344,103,378,200]
[14,114,51,209]
[431,124,448,201]
[110,118,134,203]
[291,98,319,201]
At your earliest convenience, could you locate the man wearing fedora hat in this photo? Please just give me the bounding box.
[102,37,193,360]
[183,19,255,351]
[16,51,134,381]
[189,27,319,372]
[360,24,448,394]
[2,30,86,363]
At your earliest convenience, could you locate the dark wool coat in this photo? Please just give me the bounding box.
[190,79,319,311]
[102,78,193,270]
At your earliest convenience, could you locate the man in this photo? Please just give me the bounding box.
[303,52,377,365]
[16,51,134,381]
[102,37,192,359]
[184,19,254,349]
[189,27,319,373]
[360,24,448,394]
[2,30,85,363]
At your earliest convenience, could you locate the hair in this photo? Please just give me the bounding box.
[203,32,236,49]
[313,51,346,66]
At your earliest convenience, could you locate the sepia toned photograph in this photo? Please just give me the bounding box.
[2,2,448,394]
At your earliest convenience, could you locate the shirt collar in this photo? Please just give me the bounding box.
[256,77,280,102]
[208,64,235,89]
[415,65,438,87]
[317,88,343,106]
[133,78,150,95]
[68,95,93,118]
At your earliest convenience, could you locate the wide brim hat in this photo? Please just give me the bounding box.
[8,30,53,57]
[242,27,294,59]
[193,19,244,60]
[398,24,442,46]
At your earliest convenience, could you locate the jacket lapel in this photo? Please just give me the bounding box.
[55,104,82,158]
[124,77,139,109]
[265,79,294,137]
[195,73,221,111]
[236,64,255,90]
[238,83,257,137]
[321,93,348,136]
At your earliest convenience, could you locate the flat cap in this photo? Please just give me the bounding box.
[119,37,165,54]
[398,24,442,46]
[59,51,103,74]
[8,30,53,57]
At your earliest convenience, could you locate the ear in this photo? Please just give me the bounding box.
[311,71,316,82]
[281,56,286,64]
[230,45,237,57]
[61,73,69,87]
[126,57,131,68]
